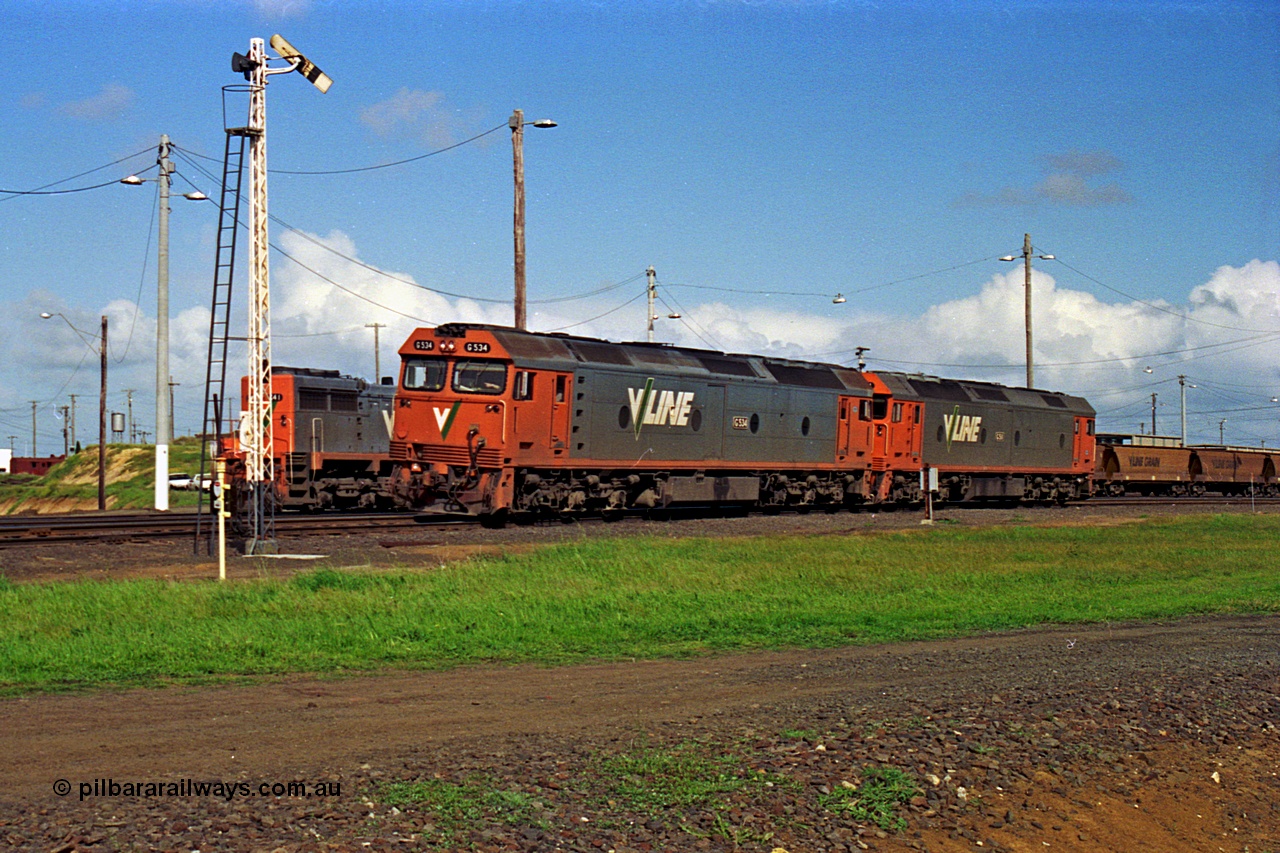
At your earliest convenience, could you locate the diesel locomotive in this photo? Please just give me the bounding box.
[221,367,397,510]
[384,324,1096,524]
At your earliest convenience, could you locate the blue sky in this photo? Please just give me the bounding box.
[1,0,1278,453]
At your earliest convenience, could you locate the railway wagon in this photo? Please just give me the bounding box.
[872,372,1095,503]
[388,324,1096,524]
[1095,434,1277,496]
[229,367,396,509]
[1195,446,1278,495]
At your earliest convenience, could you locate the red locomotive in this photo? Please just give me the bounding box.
[386,324,1096,525]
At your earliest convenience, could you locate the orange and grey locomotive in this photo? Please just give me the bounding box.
[387,324,1096,525]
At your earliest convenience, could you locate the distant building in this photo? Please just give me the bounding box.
[10,455,65,476]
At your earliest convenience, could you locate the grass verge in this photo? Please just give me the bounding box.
[0,513,1277,692]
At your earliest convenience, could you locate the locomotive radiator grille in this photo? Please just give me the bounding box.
[415,445,505,468]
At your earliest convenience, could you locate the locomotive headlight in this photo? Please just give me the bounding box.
[410,463,422,473]
[441,340,457,353]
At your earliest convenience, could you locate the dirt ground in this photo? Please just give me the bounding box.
[0,506,1277,852]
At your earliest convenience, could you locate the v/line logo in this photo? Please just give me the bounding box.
[627,378,696,439]
[943,405,983,451]
[432,402,461,439]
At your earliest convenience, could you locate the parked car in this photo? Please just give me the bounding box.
[168,472,194,490]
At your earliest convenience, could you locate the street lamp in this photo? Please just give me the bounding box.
[643,266,683,342]
[510,109,557,331]
[122,134,206,511]
[999,233,1054,389]
[1177,375,1197,446]
[41,312,108,511]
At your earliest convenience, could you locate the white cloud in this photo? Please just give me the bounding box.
[956,148,1132,208]
[252,0,310,19]
[59,84,134,122]
[7,231,1278,448]
[359,88,485,148]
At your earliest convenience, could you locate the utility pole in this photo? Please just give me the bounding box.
[1178,375,1188,446]
[1151,393,1157,436]
[999,234,1054,389]
[156,135,173,504]
[98,315,107,511]
[58,406,70,455]
[1219,419,1227,445]
[646,266,657,343]
[124,389,136,443]
[29,401,37,457]
[509,109,556,331]
[855,346,870,372]
[68,394,77,450]
[511,109,527,331]
[365,322,386,382]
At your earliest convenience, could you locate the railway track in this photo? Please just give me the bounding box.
[0,511,430,547]
[0,496,1275,547]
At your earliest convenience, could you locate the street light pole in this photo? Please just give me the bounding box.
[122,135,205,511]
[1179,375,1187,446]
[999,234,1054,389]
[156,135,172,507]
[510,110,556,331]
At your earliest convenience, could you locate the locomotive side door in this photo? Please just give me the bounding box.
[550,372,572,460]
[837,396,869,463]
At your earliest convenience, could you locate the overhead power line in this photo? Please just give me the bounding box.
[0,147,155,199]
[172,122,507,177]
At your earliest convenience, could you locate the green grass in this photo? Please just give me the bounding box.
[819,766,919,831]
[601,740,754,812]
[0,513,1278,692]
[378,776,538,836]
[0,437,208,512]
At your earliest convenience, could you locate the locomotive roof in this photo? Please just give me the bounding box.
[876,371,1096,416]
[424,324,874,395]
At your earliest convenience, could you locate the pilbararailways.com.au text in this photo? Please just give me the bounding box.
[53,778,342,801]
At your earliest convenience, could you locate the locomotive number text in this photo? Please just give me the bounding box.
[464,342,491,353]
[413,340,435,351]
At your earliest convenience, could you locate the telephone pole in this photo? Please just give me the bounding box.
[58,406,70,455]
[509,109,557,330]
[365,322,386,382]
[1178,375,1188,445]
[646,266,657,343]
[29,401,37,457]
[999,234,1054,389]
[1150,393,1157,435]
[68,394,77,450]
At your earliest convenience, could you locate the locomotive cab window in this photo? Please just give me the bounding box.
[513,371,535,401]
[891,402,903,423]
[403,358,446,392]
[859,400,872,421]
[453,360,507,395]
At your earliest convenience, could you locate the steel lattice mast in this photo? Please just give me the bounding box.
[244,37,274,554]
[234,34,330,554]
